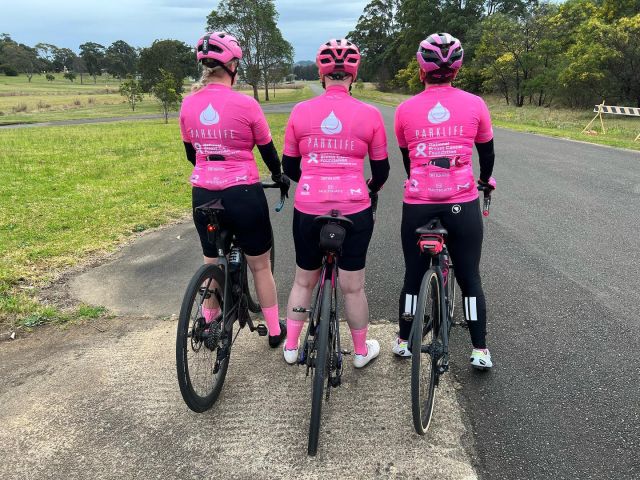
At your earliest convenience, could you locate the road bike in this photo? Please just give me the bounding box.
[176,182,287,413]
[409,185,493,434]
[293,193,378,456]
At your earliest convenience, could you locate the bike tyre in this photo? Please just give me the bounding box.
[411,269,441,434]
[176,263,231,413]
[308,278,332,456]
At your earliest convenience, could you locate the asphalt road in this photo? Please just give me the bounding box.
[3,86,640,479]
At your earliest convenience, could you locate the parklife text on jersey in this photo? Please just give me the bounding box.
[188,128,238,141]
[415,125,464,139]
[307,136,356,152]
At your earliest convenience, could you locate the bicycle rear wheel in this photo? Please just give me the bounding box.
[308,278,332,456]
[246,233,275,314]
[176,264,231,412]
[411,269,441,434]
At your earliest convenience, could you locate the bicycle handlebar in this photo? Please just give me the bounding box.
[262,182,288,213]
[477,184,493,217]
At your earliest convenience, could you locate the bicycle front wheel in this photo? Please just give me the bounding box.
[411,269,442,434]
[176,264,231,413]
[308,278,332,456]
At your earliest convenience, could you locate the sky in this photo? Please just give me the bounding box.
[0,0,368,61]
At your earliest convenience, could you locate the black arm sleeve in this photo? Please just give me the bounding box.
[368,158,390,193]
[475,139,495,183]
[183,142,196,166]
[400,147,410,178]
[283,154,302,182]
[257,141,282,175]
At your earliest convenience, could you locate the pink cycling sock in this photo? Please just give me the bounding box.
[350,326,369,356]
[285,318,305,350]
[202,307,220,324]
[261,304,281,336]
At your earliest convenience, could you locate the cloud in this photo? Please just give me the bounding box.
[1,0,367,60]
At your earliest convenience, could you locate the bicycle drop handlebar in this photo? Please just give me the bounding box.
[261,182,288,213]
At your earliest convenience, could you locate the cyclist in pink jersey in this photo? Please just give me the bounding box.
[281,39,390,368]
[179,32,290,348]
[393,33,496,369]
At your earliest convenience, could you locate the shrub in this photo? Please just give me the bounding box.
[37,100,51,109]
[46,74,55,82]
[3,66,19,76]
[73,99,82,106]
[87,97,95,104]
[11,103,28,113]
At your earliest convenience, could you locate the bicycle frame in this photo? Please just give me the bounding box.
[299,250,344,384]
[198,208,264,348]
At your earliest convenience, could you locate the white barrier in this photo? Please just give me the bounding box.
[583,101,640,141]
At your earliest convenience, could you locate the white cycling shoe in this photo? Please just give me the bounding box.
[391,337,412,358]
[470,348,493,370]
[283,344,299,365]
[353,339,380,368]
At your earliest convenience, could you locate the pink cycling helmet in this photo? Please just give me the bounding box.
[316,39,361,79]
[196,32,242,66]
[417,33,463,82]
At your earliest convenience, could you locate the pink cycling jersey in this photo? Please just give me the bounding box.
[394,85,493,204]
[284,85,388,215]
[179,83,272,190]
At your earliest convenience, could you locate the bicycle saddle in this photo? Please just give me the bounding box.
[314,210,354,227]
[416,218,448,236]
[195,198,225,214]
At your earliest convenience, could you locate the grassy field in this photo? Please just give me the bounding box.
[0,113,289,332]
[352,83,640,152]
[0,74,311,125]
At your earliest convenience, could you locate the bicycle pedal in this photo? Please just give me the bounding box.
[453,321,468,329]
[293,307,310,313]
[341,349,352,355]
[255,324,268,336]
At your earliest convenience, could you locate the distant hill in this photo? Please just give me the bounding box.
[295,60,314,67]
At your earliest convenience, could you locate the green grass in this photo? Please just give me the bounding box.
[0,74,312,124]
[0,113,289,332]
[353,84,640,152]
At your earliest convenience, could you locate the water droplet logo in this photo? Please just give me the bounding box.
[320,111,342,135]
[200,104,220,126]
[427,102,450,124]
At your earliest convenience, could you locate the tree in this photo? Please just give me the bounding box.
[119,76,144,111]
[475,4,557,107]
[348,0,401,84]
[152,69,182,123]
[1,43,41,82]
[46,73,55,81]
[52,48,76,72]
[72,56,87,84]
[138,39,195,93]
[261,31,293,100]
[64,72,77,82]
[79,42,105,83]
[293,61,318,81]
[104,40,138,78]
[35,42,58,71]
[207,0,292,101]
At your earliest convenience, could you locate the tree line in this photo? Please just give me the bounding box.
[0,0,294,102]
[348,0,640,107]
